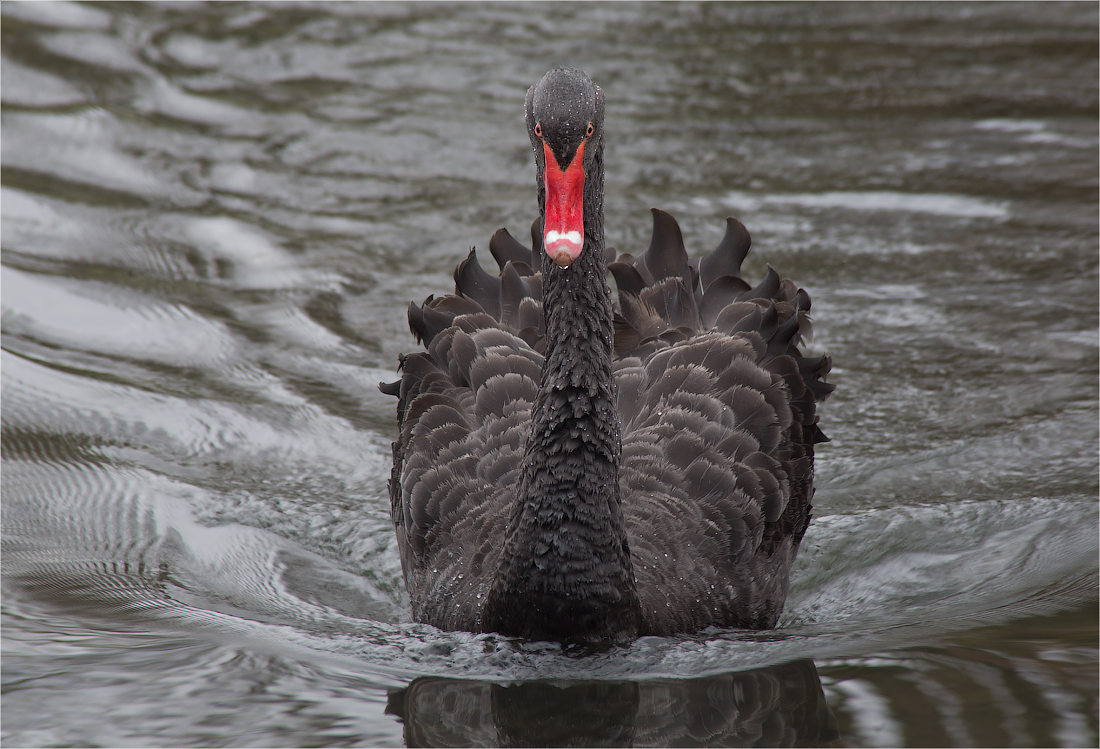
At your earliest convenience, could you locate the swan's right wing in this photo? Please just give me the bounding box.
[382,280,543,630]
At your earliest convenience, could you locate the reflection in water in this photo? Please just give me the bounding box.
[387,660,838,747]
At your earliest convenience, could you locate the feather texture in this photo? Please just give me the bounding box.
[383,209,831,637]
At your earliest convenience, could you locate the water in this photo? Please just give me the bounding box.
[2,2,1096,746]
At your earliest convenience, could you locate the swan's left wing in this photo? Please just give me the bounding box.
[610,210,832,633]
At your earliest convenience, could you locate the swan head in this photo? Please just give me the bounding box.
[526,68,605,268]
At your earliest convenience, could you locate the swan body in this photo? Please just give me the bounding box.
[382,68,832,644]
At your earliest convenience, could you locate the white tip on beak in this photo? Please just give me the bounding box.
[545,229,583,266]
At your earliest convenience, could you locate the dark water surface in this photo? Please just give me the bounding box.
[3,2,1097,746]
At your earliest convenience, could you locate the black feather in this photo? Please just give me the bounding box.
[700,216,752,290]
[700,276,753,328]
[742,266,782,303]
[644,208,692,288]
[609,261,648,297]
[454,249,501,319]
[489,227,533,271]
[408,300,456,346]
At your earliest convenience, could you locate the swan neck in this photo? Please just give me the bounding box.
[482,141,641,643]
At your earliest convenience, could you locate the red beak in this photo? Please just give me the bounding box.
[542,140,585,267]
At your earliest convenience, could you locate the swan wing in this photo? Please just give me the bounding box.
[385,283,543,629]
[612,210,831,633]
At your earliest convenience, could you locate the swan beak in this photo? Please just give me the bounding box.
[542,140,585,267]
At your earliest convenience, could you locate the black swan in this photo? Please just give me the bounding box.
[381,67,832,645]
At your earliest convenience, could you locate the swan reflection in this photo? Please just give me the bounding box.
[387,658,838,747]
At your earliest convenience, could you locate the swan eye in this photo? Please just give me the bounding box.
[586,123,595,137]
[534,122,542,138]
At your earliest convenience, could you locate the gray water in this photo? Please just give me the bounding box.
[2,2,1097,747]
